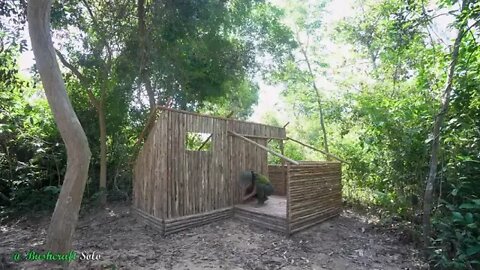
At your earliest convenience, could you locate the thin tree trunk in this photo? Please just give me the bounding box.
[422,4,466,248]
[98,103,107,205]
[28,0,91,252]
[137,0,156,111]
[56,49,110,206]
[145,76,155,110]
[300,48,329,155]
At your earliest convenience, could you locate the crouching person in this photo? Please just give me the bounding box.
[240,170,274,206]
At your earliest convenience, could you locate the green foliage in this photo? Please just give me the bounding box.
[10,186,60,212]
[0,47,65,214]
[199,79,259,119]
[118,0,296,110]
[269,0,480,268]
[261,112,306,164]
[432,199,480,269]
[185,133,212,151]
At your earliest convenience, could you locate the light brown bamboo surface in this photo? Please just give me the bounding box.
[268,165,287,196]
[132,207,164,233]
[133,107,287,220]
[234,208,287,233]
[163,207,233,235]
[234,195,286,218]
[234,196,287,233]
[287,163,342,234]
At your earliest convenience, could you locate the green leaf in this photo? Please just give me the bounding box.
[43,186,60,194]
[460,203,479,209]
[452,211,463,222]
[467,223,477,229]
[465,212,474,224]
[466,245,480,256]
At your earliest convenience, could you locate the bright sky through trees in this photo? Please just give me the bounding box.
[249,0,356,123]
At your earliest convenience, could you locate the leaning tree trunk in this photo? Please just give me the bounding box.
[28,0,92,252]
[301,48,330,155]
[422,9,466,249]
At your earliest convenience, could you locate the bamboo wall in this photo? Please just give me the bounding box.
[133,107,286,221]
[227,120,286,204]
[268,165,287,196]
[287,162,342,234]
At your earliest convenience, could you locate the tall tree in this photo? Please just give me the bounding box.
[53,0,136,205]
[28,0,91,252]
[136,0,155,112]
[422,0,473,249]
[130,0,296,113]
[272,0,330,154]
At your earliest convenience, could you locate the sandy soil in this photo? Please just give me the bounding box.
[0,203,426,270]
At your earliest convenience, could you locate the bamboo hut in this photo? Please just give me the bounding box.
[133,106,343,235]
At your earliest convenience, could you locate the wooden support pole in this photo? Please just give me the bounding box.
[228,131,299,165]
[279,139,287,196]
[239,134,286,140]
[286,137,349,164]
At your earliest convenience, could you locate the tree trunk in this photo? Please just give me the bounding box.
[145,76,155,110]
[28,0,91,252]
[300,48,329,155]
[137,0,156,111]
[315,93,329,155]
[422,7,466,249]
[98,103,107,205]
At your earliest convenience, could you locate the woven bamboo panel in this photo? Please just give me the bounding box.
[287,163,342,234]
[132,207,164,233]
[234,208,287,233]
[164,207,233,235]
[268,165,287,196]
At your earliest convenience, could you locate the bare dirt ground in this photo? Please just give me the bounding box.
[0,203,426,270]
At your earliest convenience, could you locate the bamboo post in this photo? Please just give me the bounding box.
[286,162,291,236]
[279,139,287,195]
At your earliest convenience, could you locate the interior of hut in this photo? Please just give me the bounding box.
[236,141,288,220]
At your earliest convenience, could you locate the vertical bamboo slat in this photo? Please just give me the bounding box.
[160,112,167,219]
[167,111,172,218]
[153,121,159,217]
[286,163,291,235]
[173,112,179,217]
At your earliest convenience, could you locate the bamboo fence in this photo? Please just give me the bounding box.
[286,162,343,234]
